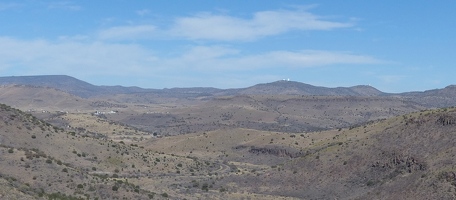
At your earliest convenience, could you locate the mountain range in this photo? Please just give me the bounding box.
[2,75,456,199]
[1,75,455,108]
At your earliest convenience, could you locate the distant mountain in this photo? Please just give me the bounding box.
[1,75,456,108]
[0,75,101,98]
[235,80,384,96]
[0,75,386,98]
[0,85,90,110]
[0,75,155,98]
[390,85,456,108]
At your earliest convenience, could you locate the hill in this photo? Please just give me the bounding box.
[395,85,456,107]
[112,95,425,135]
[2,101,456,199]
[145,107,456,199]
[0,75,152,98]
[0,85,91,111]
[0,103,231,199]
[0,75,100,98]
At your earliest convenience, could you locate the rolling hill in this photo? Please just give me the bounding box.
[144,107,456,199]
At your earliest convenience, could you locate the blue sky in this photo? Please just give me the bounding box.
[0,1,455,93]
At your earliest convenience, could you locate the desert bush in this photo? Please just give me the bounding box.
[202,183,209,191]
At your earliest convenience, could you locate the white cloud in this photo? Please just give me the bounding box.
[170,9,353,41]
[98,25,157,40]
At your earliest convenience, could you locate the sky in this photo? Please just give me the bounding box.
[0,1,455,93]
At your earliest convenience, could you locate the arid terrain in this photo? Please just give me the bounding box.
[1,75,456,199]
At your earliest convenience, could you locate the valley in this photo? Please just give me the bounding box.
[1,75,456,199]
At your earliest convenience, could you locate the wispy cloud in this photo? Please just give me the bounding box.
[0,32,383,88]
[0,36,381,75]
[0,37,157,77]
[169,9,354,41]
[136,9,150,16]
[378,75,406,83]
[0,2,21,11]
[97,8,354,42]
[98,25,157,40]
[47,1,81,11]
[167,46,382,71]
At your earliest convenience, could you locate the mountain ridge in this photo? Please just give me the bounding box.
[1,75,456,107]
[0,75,408,96]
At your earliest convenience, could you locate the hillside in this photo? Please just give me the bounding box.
[145,107,456,199]
[396,85,456,107]
[0,85,91,111]
[2,100,456,199]
[0,104,224,199]
[110,95,425,135]
[0,77,429,136]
